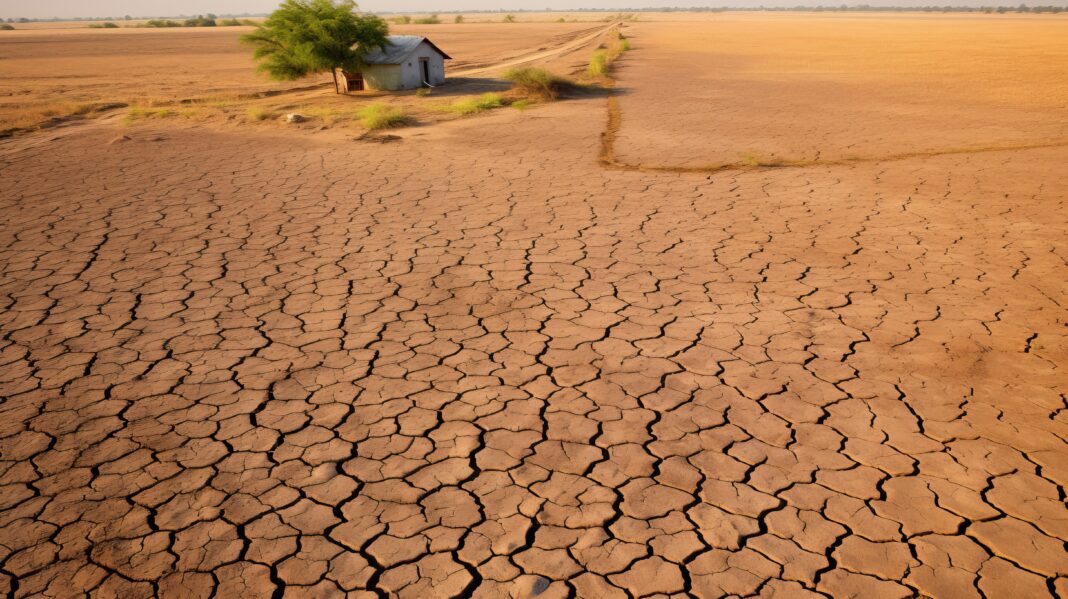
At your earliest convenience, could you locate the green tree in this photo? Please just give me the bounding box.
[242,0,390,94]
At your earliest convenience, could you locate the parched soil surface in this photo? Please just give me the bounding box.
[1,14,1067,599]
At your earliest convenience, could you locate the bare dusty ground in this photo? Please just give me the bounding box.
[1,12,1067,599]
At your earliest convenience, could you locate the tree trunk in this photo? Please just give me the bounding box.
[332,69,341,95]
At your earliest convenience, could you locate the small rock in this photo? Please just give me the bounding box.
[286,113,306,123]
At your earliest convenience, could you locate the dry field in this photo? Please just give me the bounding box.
[1,12,1067,599]
[0,22,602,133]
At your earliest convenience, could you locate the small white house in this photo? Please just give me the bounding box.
[339,36,451,92]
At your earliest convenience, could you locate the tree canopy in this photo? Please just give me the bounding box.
[242,0,390,87]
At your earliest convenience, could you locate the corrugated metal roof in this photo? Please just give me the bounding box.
[361,35,451,65]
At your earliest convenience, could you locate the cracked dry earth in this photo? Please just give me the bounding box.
[2,48,1068,599]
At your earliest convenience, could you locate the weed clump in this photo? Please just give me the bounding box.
[503,68,573,101]
[413,14,440,24]
[125,106,175,122]
[358,104,411,130]
[511,99,532,111]
[588,30,631,78]
[247,108,274,121]
[444,93,504,115]
[588,50,609,77]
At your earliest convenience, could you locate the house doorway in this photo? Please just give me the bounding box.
[343,71,363,92]
[419,58,430,87]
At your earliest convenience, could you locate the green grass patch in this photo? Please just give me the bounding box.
[503,68,573,101]
[442,93,504,116]
[588,50,609,77]
[511,99,532,111]
[357,104,412,130]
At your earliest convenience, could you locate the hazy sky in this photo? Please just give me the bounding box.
[3,0,1066,18]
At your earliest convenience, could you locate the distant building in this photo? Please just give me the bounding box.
[339,36,451,92]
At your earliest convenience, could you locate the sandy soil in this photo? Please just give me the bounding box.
[610,13,1068,168]
[0,12,1066,599]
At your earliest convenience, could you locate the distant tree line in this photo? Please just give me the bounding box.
[2,13,267,23]
[5,3,1065,23]
[375,4,1066,13]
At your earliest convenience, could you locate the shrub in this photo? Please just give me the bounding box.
[444,93,503,115]
[89,22,119,28]
[511,99,531,110]
[145,19,182,27]
[184,16,216,27]
[503,14,516,22]
[588,50,609,77]
[357,104,411,130]
[454,15,464,23]
[503,68,572,101]
[221,18,243,26]
[0,24,14,30]
[392,15,412,24]
[247,108,274,121]
[413,14,440,24]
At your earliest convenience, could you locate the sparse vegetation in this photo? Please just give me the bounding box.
[588,50,609,77]
[588,30,631,78]
[413,14,441,24]
[88,22,119,28]
[415,88,430,97]
[504,67,573,101]
[454,15,464,23]
[503,14,516,23]
[392,15,411,24]
[125,106,176,122]
[247,108,275,121]
[144,19,183,27]
[442,93,504,115]
[511,99,532,110]
[357,103,411,129]
[221,18,243,26]
[1,24,16,30]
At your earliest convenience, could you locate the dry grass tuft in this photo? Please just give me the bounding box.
[246,108,275,121]
[442,93,504,116]
[357,104,412,130]
[503,68,573,101]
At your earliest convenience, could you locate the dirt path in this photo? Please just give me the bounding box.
[450,22,618,76]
